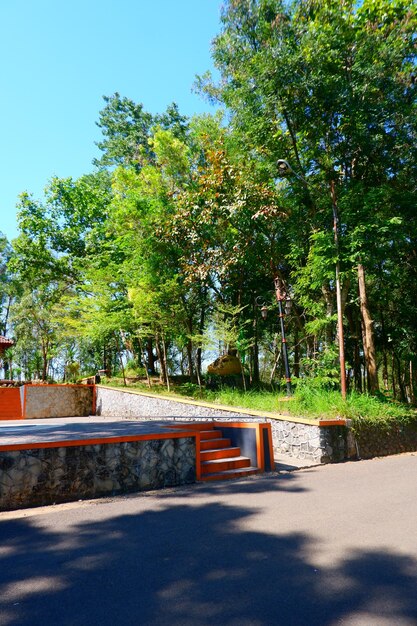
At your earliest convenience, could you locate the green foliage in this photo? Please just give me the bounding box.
[299,345,341,390]
[5,0,417,403]
[290,382,414,425]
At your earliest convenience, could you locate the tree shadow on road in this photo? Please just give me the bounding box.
[0,476,416,626]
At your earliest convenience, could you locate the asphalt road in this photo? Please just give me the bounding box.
[1,454,417,626]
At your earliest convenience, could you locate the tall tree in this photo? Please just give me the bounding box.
[199,0,417,393]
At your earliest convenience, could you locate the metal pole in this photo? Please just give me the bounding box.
[330,180,347,399]
[276,160,347,399]
[274,278,292,396]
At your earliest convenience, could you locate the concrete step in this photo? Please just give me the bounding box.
[201,456,251,474]
[200,447,241,461]
[201,467,260,481]
[199,430,223,440]
[200,437,232,451]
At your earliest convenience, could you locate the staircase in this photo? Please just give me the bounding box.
[199,426,259,481]
[0,388,23,420]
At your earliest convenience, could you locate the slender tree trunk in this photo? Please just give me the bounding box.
[252,307,260,385]
[2,295,12,336]
[155,332,169,390]
[346,307,362,392]
[146,338,156,375]
[408,360,414,405]
[115,333,127,386]
[392,353,397,399]
[270,337,281,385]
[195,353,202,394]
[322,284,334,347]
[238,351,247,392]
[293,328,300,378]
[330,180,347,399]
[186,338,194,380]
[138,339,152,388]
[196,287,207,380]
[379,308,389,391]
[395,354,406,402]
[42,342,48,381]
[155,335,165,384]
[161,334,170,392]
[357,263,379,393]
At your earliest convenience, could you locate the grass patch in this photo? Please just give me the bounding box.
[289,385,415,428]
[100,377,416,425]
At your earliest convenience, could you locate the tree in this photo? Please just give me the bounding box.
[199,0,417,393]
[0,233,13,336]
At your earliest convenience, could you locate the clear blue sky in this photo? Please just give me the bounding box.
[0,0,223,241]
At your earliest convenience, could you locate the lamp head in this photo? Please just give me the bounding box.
[277,159,292,175]
[260,305,268,320]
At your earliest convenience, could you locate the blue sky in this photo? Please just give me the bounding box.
[0,0,222,241]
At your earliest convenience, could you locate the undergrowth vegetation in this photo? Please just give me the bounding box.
[103,378,415,426]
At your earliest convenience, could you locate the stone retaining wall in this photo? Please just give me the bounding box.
[24,384,94,419]
[269,419,354,464]
[0,436,196,511]
[96,386,352,464]
[96,386,251,420]
[352,422,417,459]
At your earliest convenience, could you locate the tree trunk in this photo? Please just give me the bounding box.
[408,360,415,405]
[138,339,152,388]
[155,335,165,384]
[42,342,48,381]
[115,333,127,386]
[251,308,260,385]
[146,338,157,375]
[186,338,194,380]
[357,263,379,393]
[346,306,362,392]
[162,334,170,392]
[293,328,300,378]
[155,333,169,389]
[321,283,334,347]
[196,288,207,380]
[379,308,389,391]
[395,354,406,402]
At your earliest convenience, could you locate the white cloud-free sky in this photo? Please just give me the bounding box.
[0,0,222,241]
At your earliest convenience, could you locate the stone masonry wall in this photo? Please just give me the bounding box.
[96,387,348,463]
[96,386,251,420]
[269,420,352,463]
[0,436,196,511]
[352,422,417,459]
[24,385,94,419]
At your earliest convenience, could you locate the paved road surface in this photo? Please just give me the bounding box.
[1,454,417,625]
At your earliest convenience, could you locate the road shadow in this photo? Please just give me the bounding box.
[1,486,417,625]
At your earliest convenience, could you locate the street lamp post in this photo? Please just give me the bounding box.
[274,277,292,396]
[276,159,347,399]
[256,284,292,396]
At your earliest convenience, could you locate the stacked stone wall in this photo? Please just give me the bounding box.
[352,422,417,459]
[0,436,195,511]
[24,385,93,418]
[96,387,346,464]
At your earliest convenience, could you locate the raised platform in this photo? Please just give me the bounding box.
[0,416,190,448]
[0,417,273,511]
[0,418,198,511]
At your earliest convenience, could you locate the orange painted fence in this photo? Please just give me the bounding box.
[0,388,23,420]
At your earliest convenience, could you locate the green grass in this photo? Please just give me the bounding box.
[289,385,415,425]
[101,378,292,414]
[101,377,416,425]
